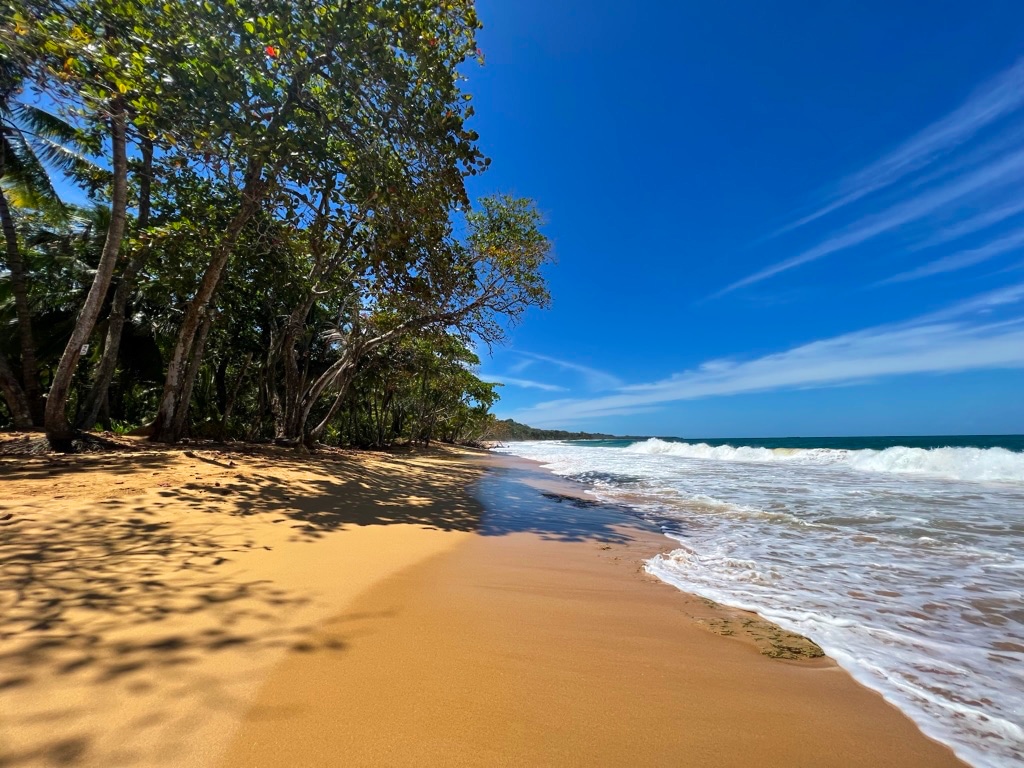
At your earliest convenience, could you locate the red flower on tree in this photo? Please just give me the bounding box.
[265,45,279,58]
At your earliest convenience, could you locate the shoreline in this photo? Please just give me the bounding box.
[224,448,963,767]
[0,441,965,766]
[479,451,829,661]
[497,439,1023,767]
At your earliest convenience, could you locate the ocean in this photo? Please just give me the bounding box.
[494,435,1024,768]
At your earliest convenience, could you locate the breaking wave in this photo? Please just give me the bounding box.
[624,438,1024,484]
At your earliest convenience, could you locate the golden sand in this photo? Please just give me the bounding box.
[0,443,964,767]
[0,445,480,766]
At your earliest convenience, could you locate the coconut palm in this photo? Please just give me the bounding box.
[0,64,96,425]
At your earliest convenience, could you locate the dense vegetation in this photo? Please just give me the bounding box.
[0,0,552,449]
[483,419,615,442]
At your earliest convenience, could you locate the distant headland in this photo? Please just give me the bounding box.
[484,418,632,442]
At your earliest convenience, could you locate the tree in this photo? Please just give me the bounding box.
[0,51,96,425]
[10,2,133,444]
[0,2,552,448]
[145,0,487,443]
[295,194,551,444]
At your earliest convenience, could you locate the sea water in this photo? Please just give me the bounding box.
[494,435,1024,767]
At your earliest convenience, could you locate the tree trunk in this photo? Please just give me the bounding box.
[306,369,358,444]
[214,355,229,414]
[219,352,251,438]
[44,95,129,447]
[0,349,34,429]
[168,307,215,441]
[77,136,153,431]
[295,353,356,442]
[0,187,43,424]
[275,235,354,441]
[289,290,486,446]
[151,158,266,443]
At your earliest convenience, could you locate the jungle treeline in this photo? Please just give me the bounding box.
[0,0,552,449]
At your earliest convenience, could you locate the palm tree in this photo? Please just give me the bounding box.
[1,64,95,425]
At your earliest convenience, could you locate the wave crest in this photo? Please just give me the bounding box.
[624,438,1024,484]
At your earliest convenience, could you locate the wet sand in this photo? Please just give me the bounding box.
[222,453,964,767]
[0,442,964,767]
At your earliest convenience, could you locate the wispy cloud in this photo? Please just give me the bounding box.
[911,198,1024,250]
[919,280,1024,321]
[480,374,567,393]
[513,285,1024,426]
[506,358,535,374]
[716,147,1024,296]
[774,57,1024,236]
[880,227,1024,284]
[515,351,623,391]
[714,59,1024,299]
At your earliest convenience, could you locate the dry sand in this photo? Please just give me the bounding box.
[0,441,965,767]
[0,443,481,767]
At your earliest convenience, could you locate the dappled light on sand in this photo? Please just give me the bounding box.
[0,445,485,767]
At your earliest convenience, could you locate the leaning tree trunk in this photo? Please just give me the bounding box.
[44,95,129,447]
[0,187,44,424]
[0,349,34,429]
[295,309,460,445]
[274,230,354,442]
[151,69,308,446]
[286,350,357,445]
[150,159,266,443]
[305,364,360,444]
[218,352,252,438]
[77,137,154,431]
[168,307,215,441]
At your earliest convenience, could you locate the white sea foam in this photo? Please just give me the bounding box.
[495,439,1024,767]
[625,438,1024,484]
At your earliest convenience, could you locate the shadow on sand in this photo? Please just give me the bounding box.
[154,449,646,544]
[0,446,647,766]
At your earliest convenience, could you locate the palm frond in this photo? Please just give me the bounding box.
[15,104,101,179]
[13,105,80,145]
[1,124,68,218]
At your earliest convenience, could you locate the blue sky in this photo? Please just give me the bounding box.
[464,0,1024,436]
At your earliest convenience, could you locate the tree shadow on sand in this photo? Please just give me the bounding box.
[0,455,358,766]
[153,451,488,543]
[0,507,335,767]
[0,447,648,765]
[157,450,646,545]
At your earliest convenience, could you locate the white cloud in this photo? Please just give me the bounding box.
[716,147,1024,296]
[515,351,623,391]
[918,280,1024,321]
[910,197,1024,251]
[480,374,567,392]
[880,227,1024,284]
[775,57,1024,235]
[506,358,535,374]
[512,285,1024,426]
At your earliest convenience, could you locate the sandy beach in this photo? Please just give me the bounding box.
[0,442,964,767]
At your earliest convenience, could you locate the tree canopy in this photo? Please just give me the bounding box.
[0,0,551,448]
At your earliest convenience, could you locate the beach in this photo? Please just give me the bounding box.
[0,442,963,767]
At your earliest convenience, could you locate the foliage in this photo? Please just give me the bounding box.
[483,419,616,442]
[0,0,551,447]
